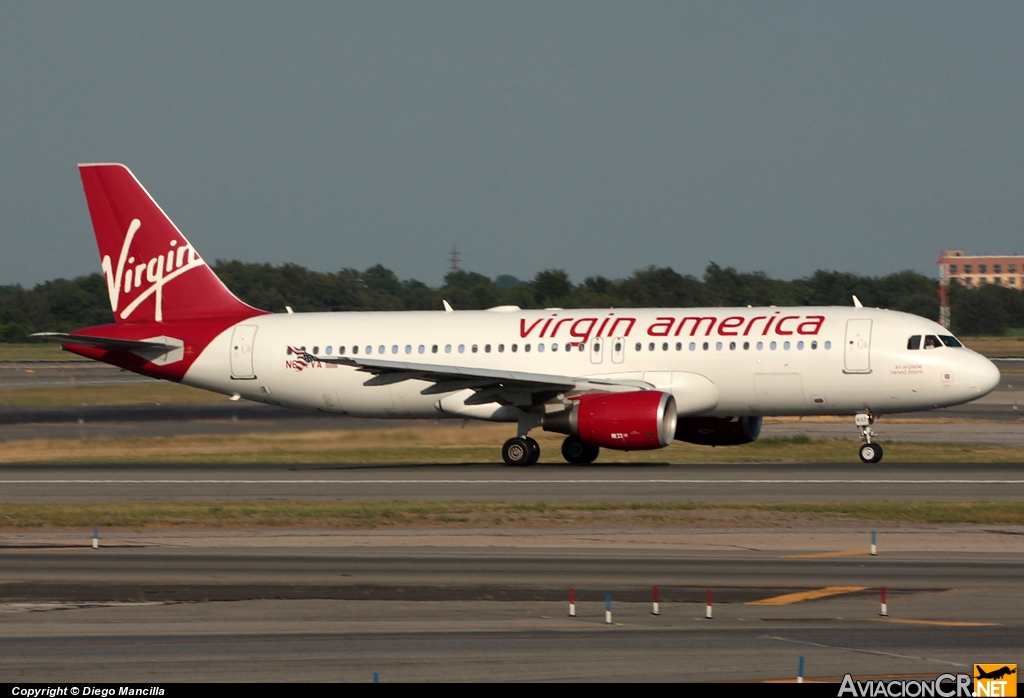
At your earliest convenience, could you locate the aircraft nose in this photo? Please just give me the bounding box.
[969,355,1001,396]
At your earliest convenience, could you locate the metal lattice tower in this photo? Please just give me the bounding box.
[449,244,461,274]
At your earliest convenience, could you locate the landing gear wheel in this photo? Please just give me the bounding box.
[524,436,541,465]
[561,436,600,464]
[502,437,535,466]
[859,443,884,464]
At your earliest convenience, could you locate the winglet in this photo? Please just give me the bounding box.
[443,300,454,312]
[852,295,863,308]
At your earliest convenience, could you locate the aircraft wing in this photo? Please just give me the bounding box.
[30,332,179,352]
[308,353,651,407]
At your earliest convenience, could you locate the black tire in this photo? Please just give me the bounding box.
[502,437,534,467]
[524,436,541,465]
[562,436,599,464]
[859,443,883,464]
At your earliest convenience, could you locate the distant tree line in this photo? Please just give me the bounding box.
[2,261,1023,342]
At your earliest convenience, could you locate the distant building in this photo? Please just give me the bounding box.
[940,249,1023,288]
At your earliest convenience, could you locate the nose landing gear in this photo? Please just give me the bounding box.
[856,412,884,463]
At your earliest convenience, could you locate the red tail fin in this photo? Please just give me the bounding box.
[79,163,262,323]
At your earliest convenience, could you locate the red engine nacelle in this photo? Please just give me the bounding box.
[542,391,678,450]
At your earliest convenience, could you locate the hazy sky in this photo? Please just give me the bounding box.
[2,2,1022,288]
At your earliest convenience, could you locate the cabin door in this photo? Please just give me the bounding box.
[230,325,258,379]
[844,319,872,374]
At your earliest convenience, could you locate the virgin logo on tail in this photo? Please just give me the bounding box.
[100,218,206,322]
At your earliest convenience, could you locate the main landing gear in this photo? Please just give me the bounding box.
[561,436,600,464]
[502,436,540,466]
[501,435,601,466]
[855,412,884,463]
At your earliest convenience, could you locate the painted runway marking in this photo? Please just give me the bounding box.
[866,618,998,627]
[764,635,968,668]
[3,479,1024,485]
[784,550,871,559]
[748,586,868,605]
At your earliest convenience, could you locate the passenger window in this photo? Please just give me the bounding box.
[810,341,816,350]
[458,344,465,353]
[729,341,736,350]
[770,341,777,350]
[378,345,385,354]
[715,342,722,350]
[485,344,491,353]
[538,344,544,352]
[472,344,478,353]
[340,346,346,355]
[702,342,709,350]
[512,344,518,352]
[352,346,359,354]
[923,335,941,349]
[366,346,373,354]
[524,344,530,352]
[907,336,921,350]
[325,346,332,355]
[689,342,696,351]
[286,347,293,355]
[445,344,452,353]
[649,342,655,351]
[579,343,585,352]
[797,341,804,350]
[757,341,763,350]
[405,345,412,354]
[552,343,558,352]
[635,342,642,351]
[418,345,425,354]
[783,341,791,350]
[743,342,749,350]
[392,345,398,354]
[662,342,668,351]
[432,345,438,353]
[615,342,622,352]
[313,346,319,354]
[675,342,682,351]
[825,341,831,349]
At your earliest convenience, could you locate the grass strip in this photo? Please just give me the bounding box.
[2,427,1023,463]
[0,383,224,407]
[3,501,1024,529]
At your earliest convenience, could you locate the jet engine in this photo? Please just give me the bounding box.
[542,391,677,450]
[674,416,762,446]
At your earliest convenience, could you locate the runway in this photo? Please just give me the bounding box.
[1,462,1023,502]
[1,360,1022,681]
[0,546,1022,681]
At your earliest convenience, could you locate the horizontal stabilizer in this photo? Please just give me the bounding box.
[30,333,176,352]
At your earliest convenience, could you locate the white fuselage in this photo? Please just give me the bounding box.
[181,306,1000,421]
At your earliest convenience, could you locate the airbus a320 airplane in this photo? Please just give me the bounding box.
[35,164,1001,465]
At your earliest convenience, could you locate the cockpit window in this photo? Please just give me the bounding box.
[939,335,963,348]
[907,335,921,350]
[923,335,941,349]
